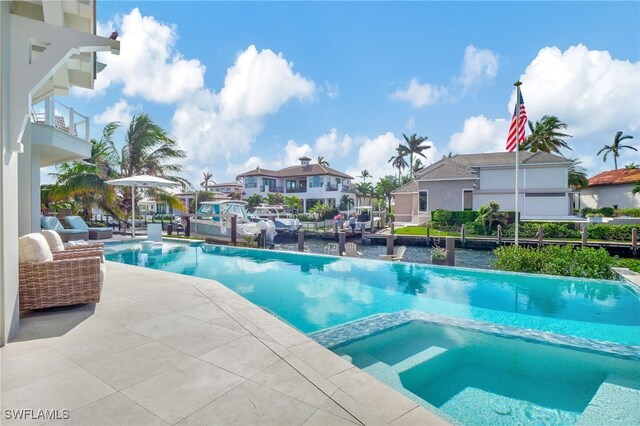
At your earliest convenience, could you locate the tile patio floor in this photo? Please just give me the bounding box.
[1,261,448,425]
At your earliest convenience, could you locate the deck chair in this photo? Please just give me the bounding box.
[379,246,406,261]
[342,242,362,257]
[325,243,339,255]
[41,216,88,242]
[65,216,113,240]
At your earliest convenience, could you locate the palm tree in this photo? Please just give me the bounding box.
[246,194,265,211]
[376,177,396,213]
[522,115,571,155]
[339,194,354,211]
[568,159,589,189]
[317,156,330,167]
[475,201,507,235]
[284,195,302,213]
[388,147,409,181]
[354,182,373,206]
[200,172,214,191]
[400,133,431,178]
[633,182,640,195]
[359,170,372,182]
[597,131,636,170]
[413,158,425,176]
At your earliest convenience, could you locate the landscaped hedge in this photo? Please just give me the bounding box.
[493,245,617,279]
[465,222,581,239]
[581,207,616,217]
[615,208,640,217]
[586,224,636,241]
[616,258,640,273]
[431,210,478,227]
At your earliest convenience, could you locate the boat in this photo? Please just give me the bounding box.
[191,200,274,243]
[341,206,383,231]
[247,204,302,234]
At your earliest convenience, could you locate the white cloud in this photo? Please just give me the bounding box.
[75,8,206,103]
[457,45,499,92]
[172,45,316,170]
[93,99,140,125]
[510,44,639,137]
[447,115,510,154]
[324,82,340,99]
[390,78,448,107]
[346,132,439,181]
[314,128,353,161]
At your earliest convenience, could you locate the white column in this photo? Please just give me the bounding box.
[18,125,41,236]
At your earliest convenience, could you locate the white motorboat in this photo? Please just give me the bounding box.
[248,204,302,233]
[192,200,263,242]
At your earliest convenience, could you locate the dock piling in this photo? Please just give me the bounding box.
[537,225,543,248]
[339,231,346,255]
[633,228,638,257]
[497,224,502,246]
[446,237,455,266]
[386,234,394,255]
[461,224,466,246]
[260,229,266,248]
[426,224,431,247]
[581,227,588,247]
[297,230,305,252]
[231,215,237,245]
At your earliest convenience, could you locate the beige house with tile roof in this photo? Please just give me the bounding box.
[237,157,355,212]
[393,152,576,224]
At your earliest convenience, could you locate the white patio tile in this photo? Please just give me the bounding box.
[125,312,204,340]
[177,302,226,322]
[303,409,360,425]
[161,322,245,357]
[178,380,317,426]
[1,347,76,392]
[122,358,245,424]
[198,335,280,379]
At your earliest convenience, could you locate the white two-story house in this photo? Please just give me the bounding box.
[393,152,576,224]
[237,156,355,212]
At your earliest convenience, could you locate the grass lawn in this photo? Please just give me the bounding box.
[394,226,459,237]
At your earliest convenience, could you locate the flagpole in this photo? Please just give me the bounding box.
[514,80,522,246]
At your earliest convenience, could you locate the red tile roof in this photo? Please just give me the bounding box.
[588,169,640,186]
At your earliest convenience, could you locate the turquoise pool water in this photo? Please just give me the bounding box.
[334,322,640,426]
[105,242,640,346]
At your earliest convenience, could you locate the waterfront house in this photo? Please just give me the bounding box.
[203,181,243,197]
[580,168,640,210]
[0,0,119,345]
[236,156,355,212]
[392,152,576,224]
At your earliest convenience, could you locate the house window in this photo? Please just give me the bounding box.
[262,178,276,187]
[419,191,428,211]
[309,176,324,188]
[246,177,257,188]
[286,180,297,190]
[463,190,473,210]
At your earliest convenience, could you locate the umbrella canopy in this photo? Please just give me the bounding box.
[106,175,179,237]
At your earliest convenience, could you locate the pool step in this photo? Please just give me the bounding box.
[390,346,448,374]
[577,374,640,425]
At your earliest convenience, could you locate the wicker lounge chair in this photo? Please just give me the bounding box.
[41,230,105,262]
[18,233,104,310]
[65,216,113,240]
[379,246,406,261]
[41,216,88,242]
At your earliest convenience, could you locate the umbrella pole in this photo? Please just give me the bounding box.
[132,186,136,238]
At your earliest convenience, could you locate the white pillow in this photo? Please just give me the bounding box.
[41,230,65,252]
[18,233,53,263]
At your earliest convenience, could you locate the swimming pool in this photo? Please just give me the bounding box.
[105,241,640,424]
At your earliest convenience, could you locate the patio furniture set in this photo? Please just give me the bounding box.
[41,215,112,241]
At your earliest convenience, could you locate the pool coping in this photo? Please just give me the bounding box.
[309,311,640,362]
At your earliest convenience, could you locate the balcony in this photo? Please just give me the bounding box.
[325,185,339,192]
[30,97,92,166]
[342,184,355,193]
[260,186,284,193]
[286,187,307,193]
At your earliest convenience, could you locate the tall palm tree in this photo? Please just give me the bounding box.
[200,172,214,191]
[413,158,425,176]
[354,182,373,206]
[568,159,589,189]
[359,170,372,182]
[376,177,396,213]
[339,194,354,211]
[475,201,507,235]
[400,133,430,177]
[522,115,572,155]
[388,147,408,181]
[597,131,636,170]
[317,156,330,167]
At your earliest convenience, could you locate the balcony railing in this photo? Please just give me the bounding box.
[342,185,355,193]
[31,98,89,141]
[325,185,339,192]
[245,183,257,188]
[286,188,307,193]
[260,186,284,193]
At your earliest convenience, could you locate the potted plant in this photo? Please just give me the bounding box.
[586,213,604,223]
[431,247,448,265]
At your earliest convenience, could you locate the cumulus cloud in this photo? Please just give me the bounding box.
[314,128,353,161]
[457,45,499,92]
[172,45,316,170]
[510,44,639,137]
[392,45,499,107]
[346,133,439,181]
[323,82,340,99]
[93,99,140,125]
[390,78,448,107]
[447,115,510,154]
[76,8,205,103]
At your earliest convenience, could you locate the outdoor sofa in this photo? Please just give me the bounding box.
[65,215,113,240]
[41,216,88,242]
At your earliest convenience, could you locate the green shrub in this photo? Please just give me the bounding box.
[432,209,453,226]
[599,207,615,217]
[615,208,640,217]
[586,224,635,241]
[493,245,617,279]
[615,258,640,273]
[452,210,478,225]
[86,221,107,228]
[581,207,618,217]
[295,214,317,222]
[463,221,484,235]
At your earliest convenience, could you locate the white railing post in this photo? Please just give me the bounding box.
[85,116,90,141]
[68,107,75,136]
[45,97,54,126]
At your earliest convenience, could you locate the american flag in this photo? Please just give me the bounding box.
[506,91,527,152]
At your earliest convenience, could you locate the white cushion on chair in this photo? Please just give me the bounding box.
[41,230,65,252]
[18,233,53,263]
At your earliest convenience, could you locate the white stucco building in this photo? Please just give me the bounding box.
[236,156,356,212]
[393,152,576,224]
[580,169,640,210]
[1,0,119,346]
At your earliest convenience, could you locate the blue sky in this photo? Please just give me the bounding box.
[61,1,640,186]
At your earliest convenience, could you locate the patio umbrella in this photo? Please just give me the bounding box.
[105,175,179,237]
